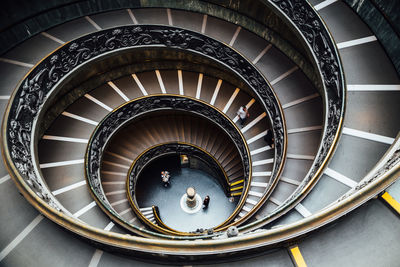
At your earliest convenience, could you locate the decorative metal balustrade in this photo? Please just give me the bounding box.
[239,0,347,227]
[126,142,232,234]
[128,142,230,198]
[86,95,250,235]
[3,25,285,225]
[4,1,397,263]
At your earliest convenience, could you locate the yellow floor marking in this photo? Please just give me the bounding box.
[230,185,244,191]
[381,192,400,214]
[230,179,244,186]
[289,246,307,267]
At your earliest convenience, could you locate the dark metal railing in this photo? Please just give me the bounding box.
[128,142,230,198]
[126,142,232,234]
[3,24,285,216]
[0,1,361,261]
[240,0,346,227]
[85,95,250,235]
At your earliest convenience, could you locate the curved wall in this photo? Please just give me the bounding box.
[343,0,400,75]
[0,0,309,68]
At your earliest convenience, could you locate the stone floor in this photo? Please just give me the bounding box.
[135,156,238,232]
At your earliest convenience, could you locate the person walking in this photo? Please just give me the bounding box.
[264,129,274,148]
[203,195,210,209]
[161,171,170,187]
[237,105,249,126]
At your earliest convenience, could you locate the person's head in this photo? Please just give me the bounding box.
[205,195,210,200]
[242,105,246,110]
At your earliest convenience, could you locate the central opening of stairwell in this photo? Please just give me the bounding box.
[135,153,238,232]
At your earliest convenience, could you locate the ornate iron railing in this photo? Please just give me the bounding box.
[5,1,389,262]
[86,95,250,235]
[126,142,232,234]
[239,0,346,226]
[128,142,230,198]
[3,24,285,221]
[3,24,286,234]
[211,0,346,229]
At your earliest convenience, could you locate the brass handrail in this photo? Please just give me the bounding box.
[127,142,231,197]
[238,0,346,226]
[85,95,252,236]
[152,206,182,233]
[1,0,352,259]
[125,142,235,235]
[4,132,398,258]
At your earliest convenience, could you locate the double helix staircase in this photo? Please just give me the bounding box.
[0,1,399,266]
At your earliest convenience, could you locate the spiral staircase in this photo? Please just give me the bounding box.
[0,1,399,266]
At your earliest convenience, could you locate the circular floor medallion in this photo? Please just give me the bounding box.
[180,193,202,214]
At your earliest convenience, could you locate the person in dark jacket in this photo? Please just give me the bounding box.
[264,129,274,148]
[203,195,210,209]
[237,106,249,126]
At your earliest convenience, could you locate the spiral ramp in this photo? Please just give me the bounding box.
[0,1,399,266]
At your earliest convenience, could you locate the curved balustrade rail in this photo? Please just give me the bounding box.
[241,0,346,225]
[241,133,400,236]
[86,95,250,235]
[125,142,233,234]
[0,1,360,261]
[152,206,180,233]
[128,142,231,199]
[211,0,346,228]
[2,24,285,225]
